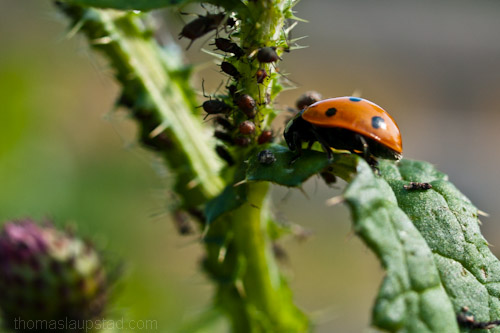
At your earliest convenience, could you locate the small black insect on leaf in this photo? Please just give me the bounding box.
[403,182,432,191]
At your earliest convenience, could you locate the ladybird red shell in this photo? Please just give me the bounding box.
[301,97,402,154]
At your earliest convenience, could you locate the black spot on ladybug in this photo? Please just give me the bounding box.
[349,97,362,102]
[325,108,337,117]
[371,116,386,129]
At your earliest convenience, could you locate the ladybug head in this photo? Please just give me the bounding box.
[284,112,307,152]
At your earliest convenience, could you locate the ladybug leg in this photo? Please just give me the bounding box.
[367,157,380,174]
[314,136,334,161]
[356,134,370,160]
[321,143,334,162]
[310,127,334,162]
[293,132,303,156]
[289,132,303,165]
[356,134,380,173]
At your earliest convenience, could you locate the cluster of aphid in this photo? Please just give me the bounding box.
[178,8,286,167]
[178,7,405,173]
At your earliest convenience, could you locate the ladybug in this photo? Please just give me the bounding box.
[284,97,402,163]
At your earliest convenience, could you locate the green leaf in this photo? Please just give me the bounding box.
[245,144,357,187]
[346,158,500,332]
[205,183,247,224]
[344,160,458,332]
[63,0,187,11]
[379,159,500,332]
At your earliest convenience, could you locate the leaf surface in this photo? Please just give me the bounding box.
[344,160,458,332]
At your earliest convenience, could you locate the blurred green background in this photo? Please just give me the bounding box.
[2,1,500,332]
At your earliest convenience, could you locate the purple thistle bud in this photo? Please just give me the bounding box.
[0,219,110,331]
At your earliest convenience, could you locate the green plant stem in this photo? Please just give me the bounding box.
[58,5,224,206]
[58,3,308,331]
[232,183,280,315]
[213,182,308,332]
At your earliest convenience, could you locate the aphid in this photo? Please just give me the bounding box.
[257,46,281,63]
[221,61,240,79]
[296,91,323,111]
[116,93,135,109]
[201,99,231,116]
[236,94,256,118]
[255,68,268,84]
[238,121,256,135]
[214,130,234,144]
[214,116,234,131]
[142,132,173,151]
[227,84,237,97]
[216,145,235,166]
[320,170,337,186]
[226,17,237,29]
[284,97,402,163]
[179,12,225,49]
[214,38,244,58]
[257,150,276,165]
[199,79,231,117]
[257,130,273,144]
[234,136,251,147]
[457,306,500,330]
[404,182,432,190]
[187,208,205,223]
[132,108,153,121]
[173,210,195,235]
[272,243,288,262]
